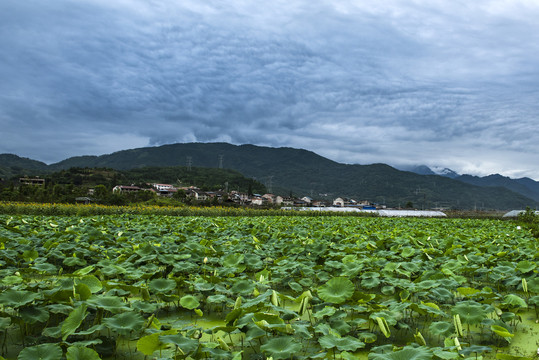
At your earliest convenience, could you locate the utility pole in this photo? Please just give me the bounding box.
[186,156,192,171]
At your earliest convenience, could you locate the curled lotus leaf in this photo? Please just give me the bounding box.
[318,277,355,304]
[260,336,302,360]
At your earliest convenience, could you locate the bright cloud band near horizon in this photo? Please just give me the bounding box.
[1,0,539,179]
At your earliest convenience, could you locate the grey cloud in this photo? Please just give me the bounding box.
[1,0,539,179]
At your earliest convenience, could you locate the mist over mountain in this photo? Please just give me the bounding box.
[1,142,537,210]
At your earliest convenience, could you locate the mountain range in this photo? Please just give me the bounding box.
[1,142,538,210]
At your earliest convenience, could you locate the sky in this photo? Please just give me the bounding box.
[1,0,539,180]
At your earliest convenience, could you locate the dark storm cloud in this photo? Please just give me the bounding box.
[1,0,539,179]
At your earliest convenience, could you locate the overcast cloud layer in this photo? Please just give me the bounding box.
[1,0,539,179]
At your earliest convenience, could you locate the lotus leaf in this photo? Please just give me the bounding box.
[66,346,101,360]
[230,279,255,295]
[132,300,158,313]
[86,295,130,313]
[319,334,365,352]
[502,294,527,309]
[61,304,88,340]
[0,316,11,331]
[429,321,454,337]
[459,345,492,357]
[368,346,432,360]
[318,277,355,304]
[20,306,49,324]
[17,343,62,360]
[0,289,40,307]
[515,260,536,273]
[260,336,302,360]
[222,253,244,267]
[103,311,145,336]
[137,329,176,356]
[180,295,200,310]
[148,278,176,294]
[491,324,514,339]
[313,306,336,319]
[75,275,102,293]
[32,262,57,274]
[160,334,199,354]
[451,300,487,325]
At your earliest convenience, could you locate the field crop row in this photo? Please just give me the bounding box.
[0,214,537,359]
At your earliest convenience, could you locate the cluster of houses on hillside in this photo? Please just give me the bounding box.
[112,183,380,209]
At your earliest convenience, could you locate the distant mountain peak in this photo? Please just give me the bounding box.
[431,167,460,179]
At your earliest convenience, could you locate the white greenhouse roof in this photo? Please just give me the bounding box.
[503,210,539,217]
[284,207,446,217]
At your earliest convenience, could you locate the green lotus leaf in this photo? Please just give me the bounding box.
[75,283,92,301]
[63,257,87,267]
[260,336,302,360]
[22,249,39,262]
[527,277,539,293]
[61,304,88,340]
[516,260,536,274]
[0,289,40,308]
[358,332,377,344]
[230,279,255,295]
[0,316,11,331]
[17,343,62,360]
[2,275,23,286]
[207,294,228,304]
[86,295,130,313]
[100,264,126,277]
[491,325,514,339]
[318,277,355,304]
[502,294,527,309]
[401,247,416,258]
[20,306,50,324]
[159,334,199,354]
[368,346,432,360]
[313,306,337,319]
[451,300,487,325]
[319,334,365,352]
[75,275,102,293]
[459,345,492,357]
[362,277,381,289]
[428,321,455,337]
[148,278,176,294]
[66,346,101,360]
[42,326,62,338]
[131,300,158,313]
[180,295,200,310]
[432,349,458,359]
[137,330,176,356]
[222,253,244,267]
[32,262,58,274]
[103,311,145,336]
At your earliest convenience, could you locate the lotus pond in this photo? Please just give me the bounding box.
[0,214,538,360]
